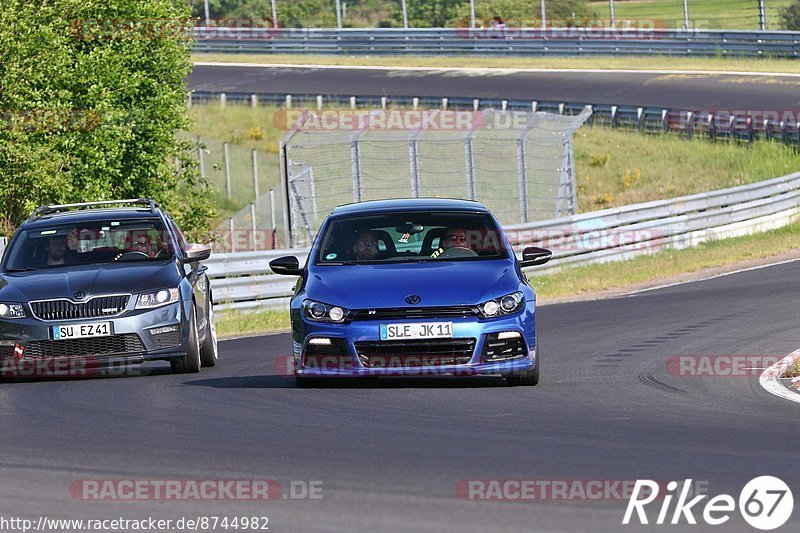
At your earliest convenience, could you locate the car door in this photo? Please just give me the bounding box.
[166,214,210,335]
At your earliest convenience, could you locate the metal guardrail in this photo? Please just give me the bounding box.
[207,170,800,312]
[193,28,800,58]
[190,90,800,147]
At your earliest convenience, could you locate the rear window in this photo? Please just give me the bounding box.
[315,211,508,265]
[3,218,174,271]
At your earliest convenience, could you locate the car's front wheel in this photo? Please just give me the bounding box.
[171,303,202,374]
[505,335,539,386]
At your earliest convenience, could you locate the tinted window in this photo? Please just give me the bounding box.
[316,212,508,264]
[3,219,174,271]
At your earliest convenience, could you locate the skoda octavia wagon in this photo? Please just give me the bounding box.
[0,199,217,377]
[269,198,551,386]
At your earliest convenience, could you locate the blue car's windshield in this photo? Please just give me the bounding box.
[315,211,508,265]
[3,218,174,271]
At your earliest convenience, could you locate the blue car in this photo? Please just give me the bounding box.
[269,199,551,386]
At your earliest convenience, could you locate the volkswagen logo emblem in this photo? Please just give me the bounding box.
[405,294,421,305]
[73,291,85,300]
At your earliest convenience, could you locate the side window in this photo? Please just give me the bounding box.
[166,215,187,253]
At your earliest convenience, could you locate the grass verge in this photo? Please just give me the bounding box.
[192,53,800,74]
[215,219,800,338]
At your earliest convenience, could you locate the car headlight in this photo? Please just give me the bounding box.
[136,288,180,309]
[303,299,349,323]
[478,291,524,319]
[0,303,25,319]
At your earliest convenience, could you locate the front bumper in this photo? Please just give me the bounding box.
[0,301,190,367]
[292,303,537,378]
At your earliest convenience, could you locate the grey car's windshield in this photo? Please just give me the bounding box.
[315,211,508,265]
[2,219,174,271]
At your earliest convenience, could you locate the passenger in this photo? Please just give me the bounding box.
[352,231,379,261]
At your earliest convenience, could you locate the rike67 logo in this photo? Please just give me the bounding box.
[623,477,793,530]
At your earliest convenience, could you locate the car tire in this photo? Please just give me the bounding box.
[171,303,202,374]
[506,335,540,386]
[200,300,218,368]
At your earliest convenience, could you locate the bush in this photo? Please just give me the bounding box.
[0,0,215,239]
[780,0,800,30]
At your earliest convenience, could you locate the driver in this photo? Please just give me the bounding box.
[431,227,476,258]
[127,233,155,257]
[351,231,379,261]
[40,235,68,267]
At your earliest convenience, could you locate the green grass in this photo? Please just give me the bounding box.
[573,128,800,212]
[589,0,793,31]
[192,53,800,74]
[216,309,289,338]
[216,219,800,338]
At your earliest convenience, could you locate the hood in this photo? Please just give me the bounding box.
[305,259,521,309]
[0,262,183,303]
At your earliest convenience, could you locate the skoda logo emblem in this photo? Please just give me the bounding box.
[74,291,85,300]
[405,294,421,305]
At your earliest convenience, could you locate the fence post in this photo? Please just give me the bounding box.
[269,188,277,249]
[351,136,363,203]
[473,98,480,111]
[516,137,529,224]
[464,130,476,201]
[251,94,257,108]
[285,94,292,108]
[198,146,205,181]
[250,202,257,252]
[229,217,235,253]
[408,129,421,198]
[224,142,232,198]
[252,149,259,207]
[350,96,357,109]
[316,95,323,109]
[220,93,226,108]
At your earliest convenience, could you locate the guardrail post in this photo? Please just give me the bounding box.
[187,92,193,109]
[661,109,669,132]
[685,111,693,139]
[502,100,508,111]
[316,95,323,109]
[611,105,618,128]
[473,98,480,111]
[709,113,716,141]
[442,97,448,110]
[532,101,538,113]
[381,96,387,109]
[220,93,226,108]
[251,94,257,108]
[350,96,357,109]
[224,142,232,199]
[413,97,419,110]
[637,107,644,132]
[285,94,292,108]
[558,103,565,115]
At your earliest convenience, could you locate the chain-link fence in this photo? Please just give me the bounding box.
[280,108,591,248]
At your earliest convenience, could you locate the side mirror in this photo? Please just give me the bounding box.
[519,246,552,267]
[269,255,302,276]
[184,243,212,263]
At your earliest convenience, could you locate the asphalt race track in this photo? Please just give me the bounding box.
[1,260,798,532]
[188,63,800,111]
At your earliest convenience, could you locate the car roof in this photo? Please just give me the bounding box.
[21,208,163,229]
[330,198,489,217]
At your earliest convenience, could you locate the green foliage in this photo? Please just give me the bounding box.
[780,0,800,29]
[0,0,215,238]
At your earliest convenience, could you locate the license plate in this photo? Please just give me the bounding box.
[52,322,112,340]
[380,322,453,341]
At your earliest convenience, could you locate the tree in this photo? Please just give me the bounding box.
[0,0,215,238]
[780,0,800,30]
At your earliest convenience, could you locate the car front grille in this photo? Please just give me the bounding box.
[350,306,477,321]
[355,338,476,367]
[152,330,181,350]
[24,334,144,358]
[30,295,130,321]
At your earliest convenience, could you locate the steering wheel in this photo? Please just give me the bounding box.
[115,251,150,262]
